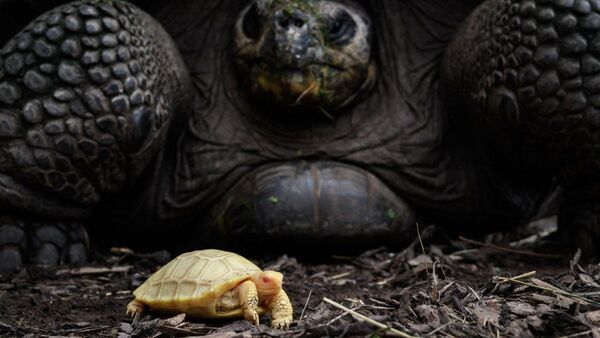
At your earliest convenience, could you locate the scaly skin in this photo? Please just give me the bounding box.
[125,299,145,317]
[443,0,600,256]
[238,280,260,326]
[268,289,293,330]
[0,0,191,270]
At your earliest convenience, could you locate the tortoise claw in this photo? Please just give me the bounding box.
[271,318,291,330]
[126,300,145,319]
[244,309,260,328]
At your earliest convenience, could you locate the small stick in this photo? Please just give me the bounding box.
[467,285,481,301]
[459,237,561,259]
[297,290,312,327]
[501,278,600,307]
[323,297,415,338]
[296,81,318,103]
[497,271,537,284]
[416,223,429,274]
[557,330,595,338]
[425,321,453,336]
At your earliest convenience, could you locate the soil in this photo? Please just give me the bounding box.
[2,217,600,338]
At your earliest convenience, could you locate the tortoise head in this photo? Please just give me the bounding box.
[252,270,284,297]
[234,0,375,113]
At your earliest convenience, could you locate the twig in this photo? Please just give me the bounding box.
[56,265,133,275]
[297,290,312,327]
[416,223,429,274]
[459,236,561,259]
[431,261,439,303]
[425,321,453,336]
[557,329,596,338]
[328,272,352,280]
[497,271,537,284]
[467,285,481,301]
[323,297,415,338]
[296,81,318,103]
[500,278,600,307]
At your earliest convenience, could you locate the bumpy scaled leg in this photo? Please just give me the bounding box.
[0,219,88,270]
[0,220,26,270]
[238,280,260,327]
[443,0,600,256]
[0,0,191,269]
[269,290,293,329]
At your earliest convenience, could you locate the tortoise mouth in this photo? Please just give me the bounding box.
[208,161,416,248]
[235,56,375,111]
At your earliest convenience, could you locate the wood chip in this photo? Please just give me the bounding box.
[161,313,186,327]
[586,310,600,323]
[56,266,133,276]
[186,330,252,338]
[579,274,600,288]
[507,301,536,316]
[469,302,500,327]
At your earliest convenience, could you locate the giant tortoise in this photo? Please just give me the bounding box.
[0,0,596,270]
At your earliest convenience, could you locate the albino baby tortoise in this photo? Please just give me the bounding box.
[126,249,293,329]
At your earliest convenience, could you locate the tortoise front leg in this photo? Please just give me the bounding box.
[0,217,88,271]
[268,289,293,330]
[237,280,260,327]
[443,0,600,256]
[0,0,192,270]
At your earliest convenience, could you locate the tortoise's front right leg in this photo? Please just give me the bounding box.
[0,217,88,271]
[0,0,191,270]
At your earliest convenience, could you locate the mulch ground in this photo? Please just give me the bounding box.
[2,217,600,338]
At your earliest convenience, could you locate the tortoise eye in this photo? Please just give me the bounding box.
[262,276,272,284]
[328,11,357,46]
[242,3,263,40]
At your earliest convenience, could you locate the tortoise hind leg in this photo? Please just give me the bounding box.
[126,299,146,317]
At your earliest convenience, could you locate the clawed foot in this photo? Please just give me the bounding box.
[126,300,145,317]
[0,220,89,271]
[271,317,292,330]
[244,309,260,327]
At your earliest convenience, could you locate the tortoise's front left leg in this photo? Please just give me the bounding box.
[0,0,192,270]
[268,289,293,330]
[443,0,600,257]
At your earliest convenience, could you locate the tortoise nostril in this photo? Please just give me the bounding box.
[278,17,289,28]
[275,10,307,30]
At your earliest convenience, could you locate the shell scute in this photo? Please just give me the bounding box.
[171,254,202,279]
[178,281,197,298]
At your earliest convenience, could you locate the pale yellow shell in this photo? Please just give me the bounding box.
[132,249,262,318]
